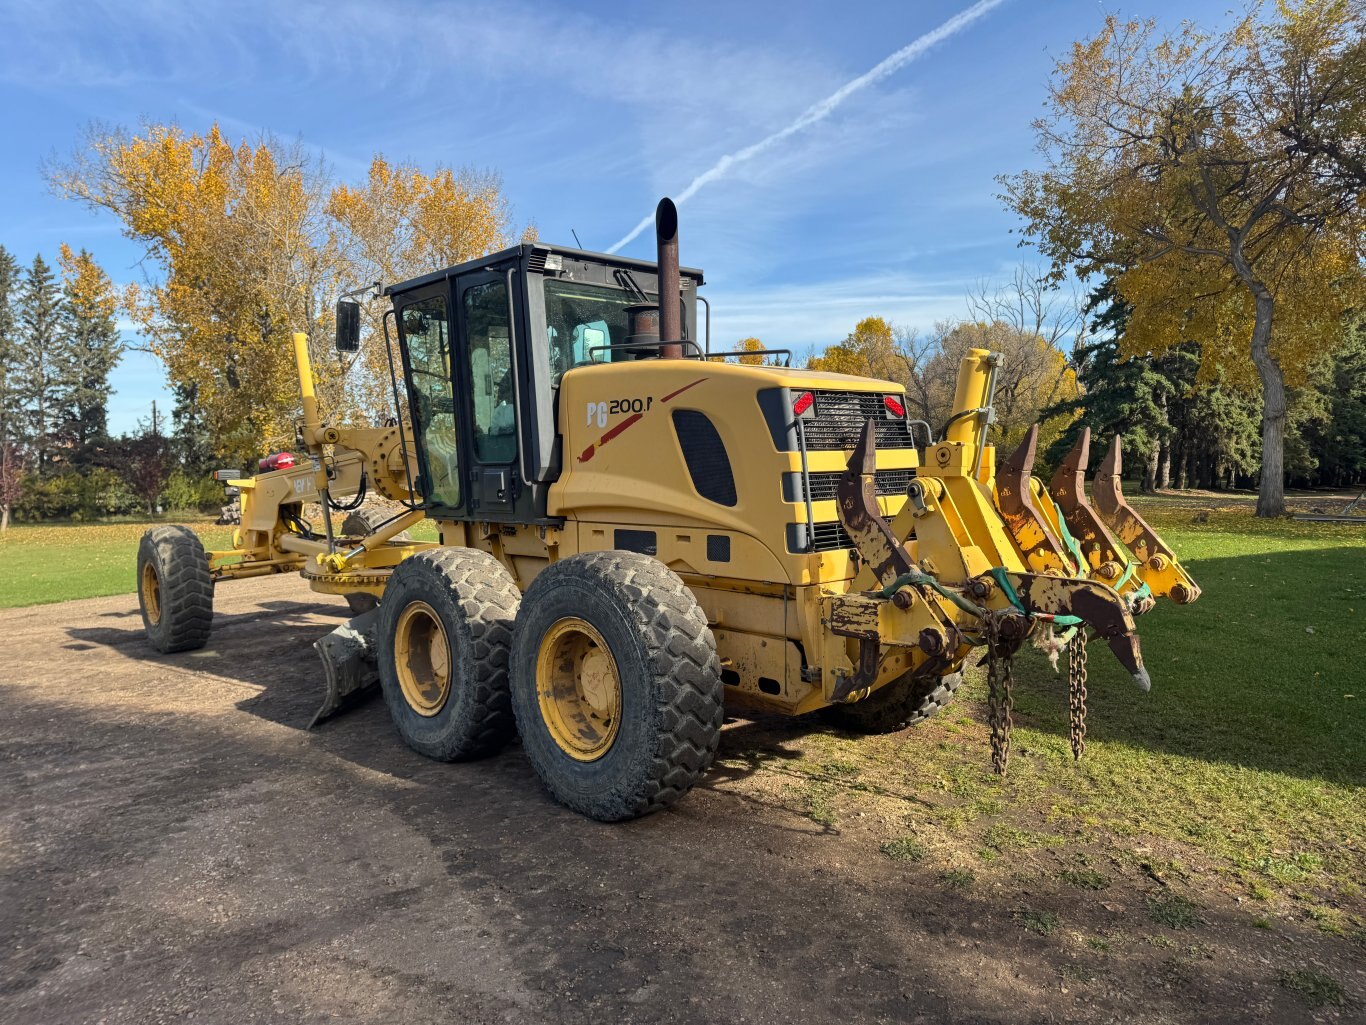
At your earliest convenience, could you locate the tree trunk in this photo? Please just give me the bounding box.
[1158,441,1171,489]
[1243,287,1286,515]
[1,504,7,532]
[1141,445,1159,493]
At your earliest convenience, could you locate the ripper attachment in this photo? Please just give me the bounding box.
[834,418,1152,770]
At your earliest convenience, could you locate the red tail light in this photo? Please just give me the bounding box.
[258,452,296,472]
[883,395,905,417]
[792,391,814,417]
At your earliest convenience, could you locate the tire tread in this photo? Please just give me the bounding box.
[823,670,963,734]
[513,551,724,821]
[379,547,521,760]
[138,525,214,653]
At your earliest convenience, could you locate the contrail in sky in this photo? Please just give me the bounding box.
[607,0,1008,253]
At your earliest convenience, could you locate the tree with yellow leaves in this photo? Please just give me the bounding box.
[1002,2,1365,516]
[925,321,1081,454]
[48,124,525,461]
[49,123,342,461]
[327,157,521,419]
[719,336,775,366]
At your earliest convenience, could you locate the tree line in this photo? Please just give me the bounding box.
[1000,1,1363,515]
[0,244,220,530]
[783,268,1366,498]
[15,1,1358,524]
[48,123,528,465]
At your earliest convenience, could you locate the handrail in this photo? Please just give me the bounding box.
[503,267,529,487]
[588,339,706,361]
[382,308,423,510]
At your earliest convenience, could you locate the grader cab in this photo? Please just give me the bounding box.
[135,199,1199,821]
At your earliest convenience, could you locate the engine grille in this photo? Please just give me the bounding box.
[793,467,915,503]
[786,520,855,553]
[798,391,918,450]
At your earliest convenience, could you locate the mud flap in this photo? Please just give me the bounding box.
[309,607,382,728]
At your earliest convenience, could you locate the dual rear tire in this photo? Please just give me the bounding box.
[375,549,723,821]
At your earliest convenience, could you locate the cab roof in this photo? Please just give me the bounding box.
[384,242,705,297]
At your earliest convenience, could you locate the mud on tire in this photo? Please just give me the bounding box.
[137,525,214,653]
[510,550,724,822]
[822,670,963,734]
[375,548,520,761]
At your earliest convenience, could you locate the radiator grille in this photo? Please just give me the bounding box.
[786,520,855,553]
[795,467,915,503]
[799,391,917,450]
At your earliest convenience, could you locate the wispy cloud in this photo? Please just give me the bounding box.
[606,0,1009,252]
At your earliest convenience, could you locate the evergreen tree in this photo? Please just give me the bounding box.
[0,246,21,446]
[1292,319,1366,489]
[1043,280,1174,491]
[0,246,22,530]
[16,255,70,472]
[171,380,216,475]
[1048,277,1264,492]
[58,245,121,462]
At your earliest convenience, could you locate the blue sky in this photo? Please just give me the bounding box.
[0,0,1239,434]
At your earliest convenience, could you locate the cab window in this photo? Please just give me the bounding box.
[544,280,639,383]
[464,280,517,464]
[399,296,460,508]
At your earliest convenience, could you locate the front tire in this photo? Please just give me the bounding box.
[510,551,724,822]
[137,526,214,653]
[375,549,520,761]
[822,670,963,734]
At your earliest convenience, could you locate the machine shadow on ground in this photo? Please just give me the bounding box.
[2,672,1357,1025]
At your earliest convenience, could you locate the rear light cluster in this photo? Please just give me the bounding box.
[793,390,906,418]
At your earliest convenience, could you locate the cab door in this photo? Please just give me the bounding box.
[394,286,463,513]
[455,270,523,515]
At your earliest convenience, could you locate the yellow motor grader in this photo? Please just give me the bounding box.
[135,199,1199,822]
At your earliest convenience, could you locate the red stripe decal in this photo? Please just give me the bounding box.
[576,379,706,463]
[600,411,643,445]
[661,378,706,403]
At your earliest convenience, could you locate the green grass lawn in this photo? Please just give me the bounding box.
[762,503,1366,923]
[0,516,443,609]
[0,520,236,608]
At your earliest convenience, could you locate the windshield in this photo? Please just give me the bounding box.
[544,280,646,383]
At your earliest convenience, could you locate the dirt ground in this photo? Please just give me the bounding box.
[1,576,1360,1025]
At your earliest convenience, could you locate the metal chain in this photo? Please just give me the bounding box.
[1067,631,1089,761]
[985,615,1014,776]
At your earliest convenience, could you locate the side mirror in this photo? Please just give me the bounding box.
[336,299,361,352]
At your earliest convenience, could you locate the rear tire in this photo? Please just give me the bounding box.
[375,548,520,761]
[510,551,724,822]
[137,526,214,653]
[341,507,410,615]
[822,671,963,734]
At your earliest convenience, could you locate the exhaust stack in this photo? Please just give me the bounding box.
[655,198,682,359]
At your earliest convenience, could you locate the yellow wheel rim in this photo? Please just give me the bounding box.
[141,563,162,626]
[536,617,622,761]
[393,600,452,716]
